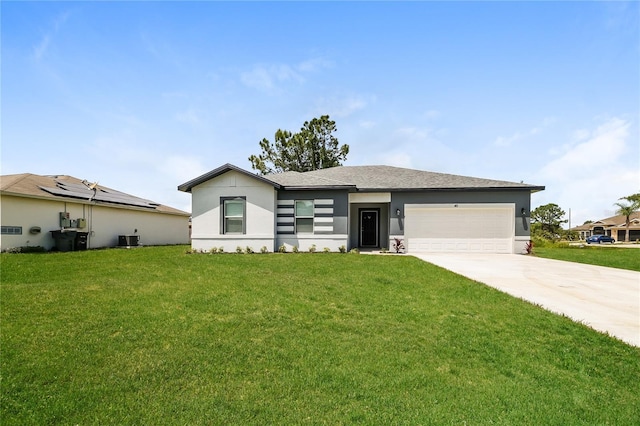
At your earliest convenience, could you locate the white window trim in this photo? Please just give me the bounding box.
[221,197,246,235]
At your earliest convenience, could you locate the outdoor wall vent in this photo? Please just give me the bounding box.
[29,226,41,234]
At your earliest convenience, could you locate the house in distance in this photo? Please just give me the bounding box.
[1,173,190,252]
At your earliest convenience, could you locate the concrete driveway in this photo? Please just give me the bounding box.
[413,253,640,347]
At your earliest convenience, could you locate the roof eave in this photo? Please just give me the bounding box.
[355,185,546,192]
[178,163,281,193]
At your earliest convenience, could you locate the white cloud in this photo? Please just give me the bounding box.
[532,117,639,225]
[314,94,374,118]
[493,117,555,147]
[240,63,304,92]
[240,57,333,93]
[175,108,202,125]
[31,10,71,61]
[423,109,441,120]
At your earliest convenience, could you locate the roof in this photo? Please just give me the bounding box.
[1,173,189,216]
[270,165,545,191]
[179,164,545,193]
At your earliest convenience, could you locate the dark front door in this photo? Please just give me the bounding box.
[360,209,379,247]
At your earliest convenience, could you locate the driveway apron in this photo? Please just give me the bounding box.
[413,253,640,347]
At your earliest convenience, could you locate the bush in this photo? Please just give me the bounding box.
[210,247,218,254]
[235,246,244,254]
[260,246,268,254]
[5,246,47,254]
[218,247,224,253]
[278,244,287,253]
[292,246,299,253]
[338,245,346,253]
[349,248,360,254]
[323,247,331,253]
[308,244,317,253]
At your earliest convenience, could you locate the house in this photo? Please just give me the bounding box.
[178,164,544,254]
[571,212,640,242]
[1,173,190,251]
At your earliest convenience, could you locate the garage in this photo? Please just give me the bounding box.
[405,203,515,253]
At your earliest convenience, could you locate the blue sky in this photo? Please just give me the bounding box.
[2,1,638,226]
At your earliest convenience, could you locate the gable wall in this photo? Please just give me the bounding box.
[190,170,276,251]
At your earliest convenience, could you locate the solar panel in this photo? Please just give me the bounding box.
[39,180,160,209]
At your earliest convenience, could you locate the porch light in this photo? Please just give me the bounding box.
[396,208,401,216]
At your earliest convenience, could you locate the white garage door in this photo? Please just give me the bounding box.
[405,203,515,253]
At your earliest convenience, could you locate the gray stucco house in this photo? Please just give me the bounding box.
[178,164,544,254]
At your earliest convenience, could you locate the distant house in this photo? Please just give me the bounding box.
[1,173,190,251]
[571,212,640,242]
[178,163,544,254]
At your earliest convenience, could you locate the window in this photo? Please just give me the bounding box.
[222,198,245,234]
[1,226,22,235]
[295,200,314,233]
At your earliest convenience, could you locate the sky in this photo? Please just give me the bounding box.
[2,1,639,227]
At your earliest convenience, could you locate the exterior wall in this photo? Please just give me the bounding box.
[391,190,532,237]
[276,190,349,251]
[190,170,276,252]
[88,205,189,248]
[0,194,189,251]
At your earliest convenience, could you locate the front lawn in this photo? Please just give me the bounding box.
[534,246,640,272]
[1,246,638,424]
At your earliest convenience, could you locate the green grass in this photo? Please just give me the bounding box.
[2,246,639,424]
[534,246,640,272]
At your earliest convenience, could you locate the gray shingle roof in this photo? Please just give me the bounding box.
[269,165,544,191]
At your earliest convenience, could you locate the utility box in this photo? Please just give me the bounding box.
[118,235,139,247]
[59,212,71,228]
[75,232,89,250]
[77,218,87,228]
[51,230,77,252]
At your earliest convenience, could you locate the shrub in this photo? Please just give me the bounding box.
[210,247,218,254]
[278,244,287,253]
[338,245,346,253]
[292,246,299,253]
[349,248,360,254]
[260,246,268,254]
[323,247,331,253]
[235,246,244,254]
[245,246,254,254]
[5,246,47,254]
[392,238,405,253]
[308,244,317,253]
[218,247,224,253]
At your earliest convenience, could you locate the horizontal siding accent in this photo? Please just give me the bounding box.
[277,198,336,235]
[314,217,333,224]
[314,199,333,234]
[314,207,333,215]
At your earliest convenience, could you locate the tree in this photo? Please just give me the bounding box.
[530,203,567,240]
[249,115,349,175]
[614,193,640,243]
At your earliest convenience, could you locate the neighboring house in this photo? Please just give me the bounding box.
[178,164,544,254]
[1,173,190,251]
[571,212,640,242]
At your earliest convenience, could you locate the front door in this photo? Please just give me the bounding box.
[360,209,379,247]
